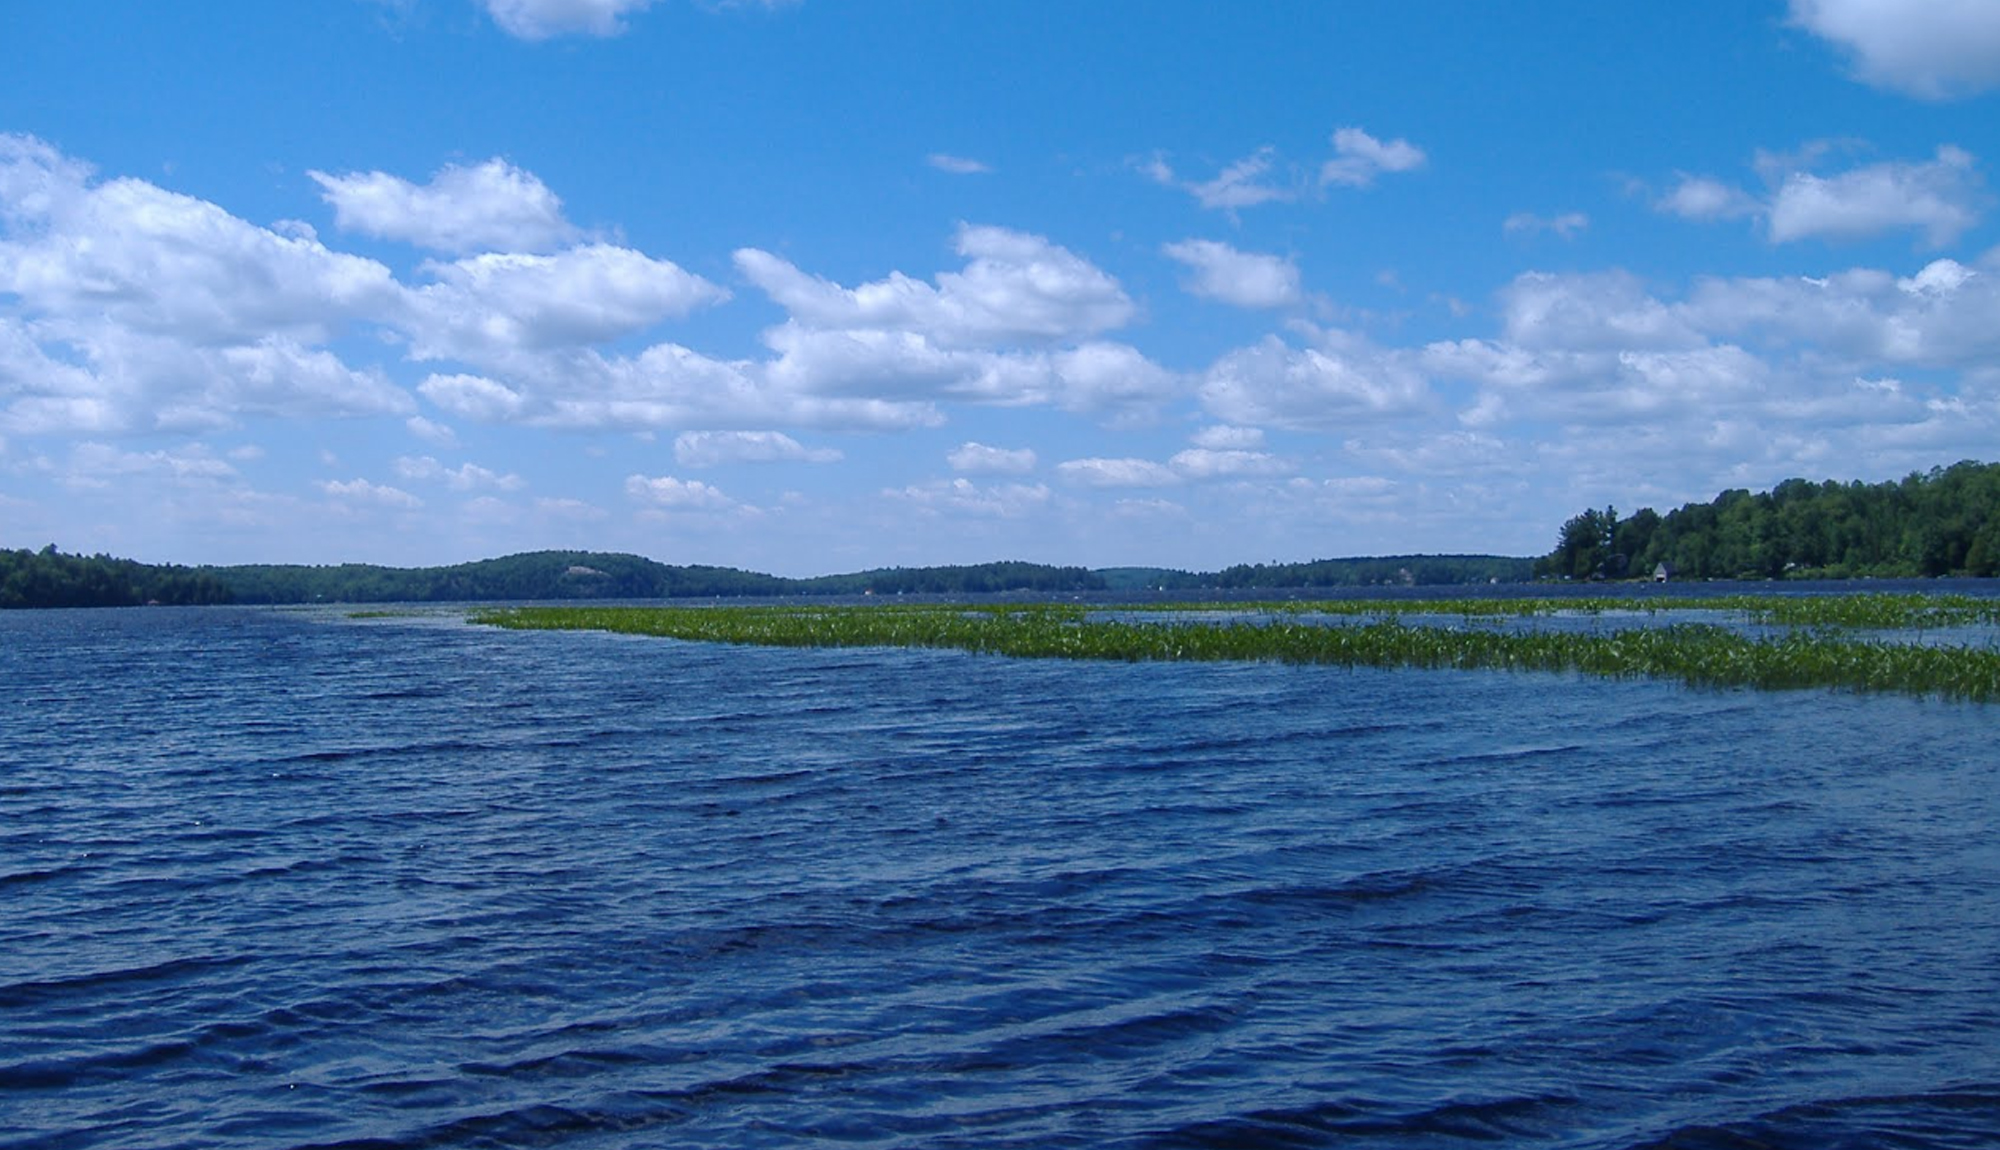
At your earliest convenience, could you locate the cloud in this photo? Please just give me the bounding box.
[1167,447,1292,479]
[1502,211,1590,238]
[1683,258,2000,367]
[406,415,457,445]
[1789,0,2000,98]
[1198,331,1431,431]
[673,430,841,467]
[4,330,411,436]
[927,153,992,175]
[404,245,729,362]
[310,159,577,254]
[480,0,658,40]
[0,135,413,434]
[1766,145,1983,247]
[393,455,525,491]
[624,473,740,510]
[725,226,1176,421]
[947,442,1037,473]
[1056,457,1181,488]
[1144,149,1296,212]
[1190,425,1264,450]
[417,373,528,422]
[1046,342,1180,414]
[1320,127,1427,188]
[1500,270,1704,352]
[0,134,92,223]
[1652,145,1986,247]
[887,477,1051,518]
[1146,129,1421,213]
[1,137,397,347]
[62,442,238,490]
[1414,257,2000,459]
[1161,239,1302,308]
[319,478,422,508]
[1189,149,1295,210]
[754,327,1177,418]
[736,224,1133,347]
[211,338,412,422]
[1655,176,1762,221]
[434,338,944,433]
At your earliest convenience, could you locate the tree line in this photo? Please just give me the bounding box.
[24,458,1995,609]
[0,546,1534,609]
[1536,460,2000,580]
[1206,554,1534,588]
[208,553,1108,603]
[0,545,236,609]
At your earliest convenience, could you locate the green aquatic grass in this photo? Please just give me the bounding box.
[470,598,2000,702]
[1116,592,2000,629]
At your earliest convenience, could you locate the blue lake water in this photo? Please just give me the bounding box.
[4,605,1999,1148]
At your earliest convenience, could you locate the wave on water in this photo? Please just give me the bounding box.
[1629,1086,2000,1150]
[3,607,1998,1149]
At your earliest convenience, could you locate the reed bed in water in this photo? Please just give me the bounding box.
[471,597,2000,701]
[1128,592,2000,629]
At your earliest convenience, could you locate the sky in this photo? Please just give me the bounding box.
[4,1,2000,576]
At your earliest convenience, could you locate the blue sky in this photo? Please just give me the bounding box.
[4,1,2000,575]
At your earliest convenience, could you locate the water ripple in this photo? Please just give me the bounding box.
[2,606,1997,1148]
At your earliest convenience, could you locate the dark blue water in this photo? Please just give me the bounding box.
[4,606,1998,1149]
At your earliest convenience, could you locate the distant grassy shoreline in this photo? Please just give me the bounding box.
[470,594,2000,703]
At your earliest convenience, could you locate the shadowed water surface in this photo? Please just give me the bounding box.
[3,606,1997,1148]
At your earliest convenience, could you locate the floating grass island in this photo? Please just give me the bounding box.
[469,594,2000,702]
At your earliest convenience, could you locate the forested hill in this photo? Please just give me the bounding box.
[211,551,790,604]
[1208,554,1533,588]
[1538,460,2000,580]
[203,551,1534,603]
[0,546,235,608]
[2,547,1539,608]
[1094,554,1533,590]
[207,553,1107,603]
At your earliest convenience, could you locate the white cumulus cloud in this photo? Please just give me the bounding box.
[404,245,729,362]
[418,373,529,423]
[1320,127,1427,188]
[673,430,842,467]
[887,478,1051,518]
[736,224,1133,347]
[310,159,577,254]
[947,442,1037,473]
[393,455,525,491]
[1652,145,1987,248]
[1190,425,1264,450]
[1168,447,1292,479]
[624,473,739,511]
[1162,239,1302,309]
[1656,175,1763,221]
[1766,145,1983,247]
[63,442,238,489]
[1056,457,1181,488]
[0,135,413,434]
[480,0,658,40]
[319,478,422,508]
[1199,332,1431,431]
[406,415,458,445]
[1790,0,2000,99]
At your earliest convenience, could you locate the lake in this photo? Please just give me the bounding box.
[4,604,1998,1148]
